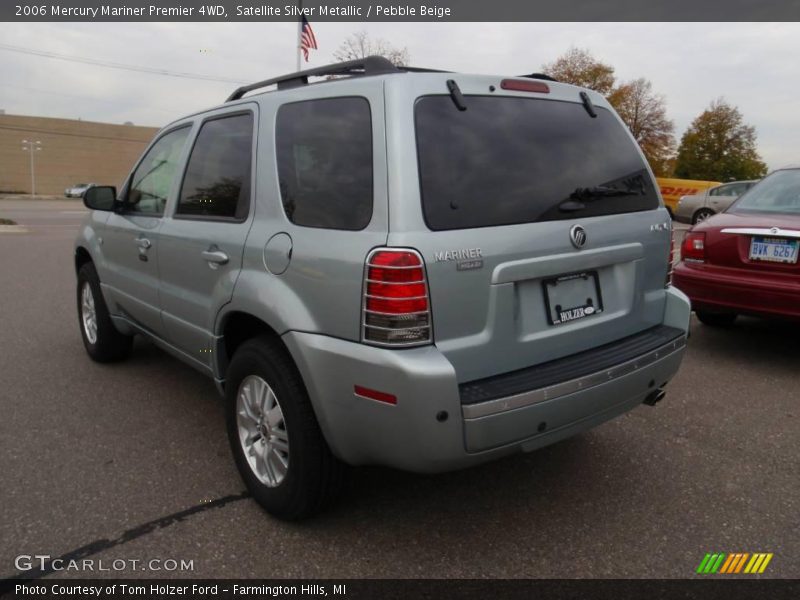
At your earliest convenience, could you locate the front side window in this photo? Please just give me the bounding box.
[127,126,190,216]
[276,97,373,230]
[415,96,659,230]
[177,113,254,220]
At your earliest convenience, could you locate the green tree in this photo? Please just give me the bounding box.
[607,78,676,176]
[674,99,768,181]
[541,47,615,94]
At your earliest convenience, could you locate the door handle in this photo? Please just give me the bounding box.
[201,249,229,266]
[135,237,152,250]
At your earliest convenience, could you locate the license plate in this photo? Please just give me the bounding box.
[749,237,799,264]
[543,271,603,325]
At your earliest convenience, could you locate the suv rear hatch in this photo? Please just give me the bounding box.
[384,75,672,383]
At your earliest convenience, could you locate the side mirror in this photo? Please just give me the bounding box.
[83,186,117,211]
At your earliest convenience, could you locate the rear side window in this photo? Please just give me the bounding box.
[415,96,659,230]
[177,113,254,220]
[276,97,373,230]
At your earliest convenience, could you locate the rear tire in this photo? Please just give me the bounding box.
[225,336,345,520]
[77,262,133,362]
[696,311,737,327]
[692,208,715,224]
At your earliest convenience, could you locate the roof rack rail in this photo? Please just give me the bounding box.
[227,55,402,102]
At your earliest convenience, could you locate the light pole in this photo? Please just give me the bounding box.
[21,139,42,197]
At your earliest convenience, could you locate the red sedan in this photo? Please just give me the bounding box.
[672,168,800,326]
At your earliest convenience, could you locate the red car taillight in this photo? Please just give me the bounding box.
[682,231,706,263]
[363,249,431,346]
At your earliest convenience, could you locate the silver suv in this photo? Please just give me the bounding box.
[75,57,691,519]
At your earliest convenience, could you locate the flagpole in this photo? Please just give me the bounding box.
[295,0,302,71]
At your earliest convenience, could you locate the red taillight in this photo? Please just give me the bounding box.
[682,231,706,263]
[500,79,550,94]
[363,249,431,346]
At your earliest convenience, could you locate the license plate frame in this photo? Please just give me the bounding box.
[542,270,604,326]
[749,236,799,264]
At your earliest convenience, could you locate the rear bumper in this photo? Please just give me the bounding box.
[673,262,800,319]
[283,287,691,473]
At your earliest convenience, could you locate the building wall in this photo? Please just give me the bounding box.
[0,114,159,195]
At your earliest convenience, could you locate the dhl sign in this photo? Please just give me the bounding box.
[656,177,722,214]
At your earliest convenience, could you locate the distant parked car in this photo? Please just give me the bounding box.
[673,168,800,326]
[65,183,96,198]
[656,177,721,217]
[674,180,758,224]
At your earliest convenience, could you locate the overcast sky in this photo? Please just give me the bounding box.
[0,22,797,170]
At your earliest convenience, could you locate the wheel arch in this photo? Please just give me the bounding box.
[75,246,93,273]
[215,311,292,386]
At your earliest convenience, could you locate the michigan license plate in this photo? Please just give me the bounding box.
[543,271,604,325]
[749,237,799,264]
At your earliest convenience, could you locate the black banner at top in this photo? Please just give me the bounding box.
[3,0,800,22]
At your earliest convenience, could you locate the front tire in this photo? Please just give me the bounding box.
[225,337,345,520]
[696,311,737,327]
[77,262,133,362]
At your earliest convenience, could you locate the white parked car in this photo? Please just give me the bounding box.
[65,183,96,198]
[674,180,757,224]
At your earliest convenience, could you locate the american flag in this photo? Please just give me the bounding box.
[300,16,317,62]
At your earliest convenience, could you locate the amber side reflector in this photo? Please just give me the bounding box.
[354,385,397,405]
[500,79,550,94]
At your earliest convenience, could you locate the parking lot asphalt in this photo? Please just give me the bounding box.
[1,197,798,580]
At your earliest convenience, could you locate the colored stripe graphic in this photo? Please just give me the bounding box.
[697,554,712,574]
[758,553,774,573]
[699,552,773,574]
[719,554,736,574]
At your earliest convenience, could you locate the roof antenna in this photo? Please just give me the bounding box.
[446,79,467,111]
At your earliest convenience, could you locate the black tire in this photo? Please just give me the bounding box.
[692,208,716,224]
[225,336,345,520]
[77,262,133,362]
[696,311,737,327]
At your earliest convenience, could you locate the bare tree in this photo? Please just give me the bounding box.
[333,31,410,66]
[608,78,676,176]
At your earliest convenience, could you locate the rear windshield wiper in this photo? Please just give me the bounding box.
[559,186,640,212]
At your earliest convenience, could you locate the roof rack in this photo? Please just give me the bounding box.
[225,56,450,102]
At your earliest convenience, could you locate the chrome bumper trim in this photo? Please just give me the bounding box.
[462,335,687,420]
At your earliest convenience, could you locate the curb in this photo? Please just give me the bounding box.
[0,225,29,234]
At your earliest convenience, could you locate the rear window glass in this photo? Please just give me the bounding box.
[415,96,659,230]
[276,97,373,230]
[731,170,800,215]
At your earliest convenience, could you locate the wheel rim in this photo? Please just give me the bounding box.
[81,282,98,344]
[695,210,713,223]
[236,375,290,487]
